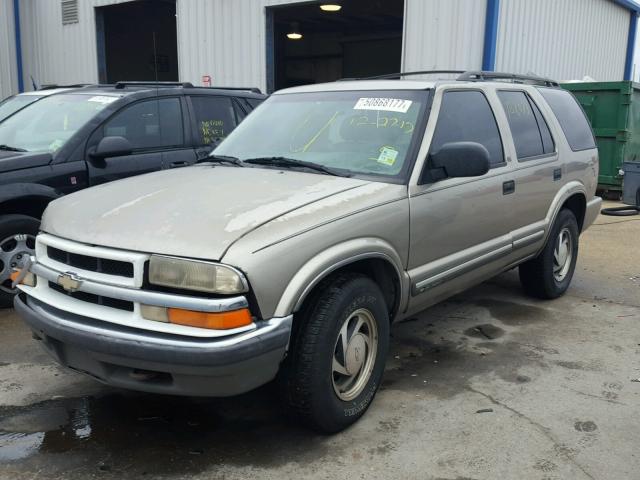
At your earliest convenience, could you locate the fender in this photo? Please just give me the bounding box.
[273,237,410,319]
[540,180,587,247]
[0,183,62,208]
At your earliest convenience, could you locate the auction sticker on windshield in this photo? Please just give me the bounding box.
[354,98,412,113]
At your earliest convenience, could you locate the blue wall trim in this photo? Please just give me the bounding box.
[624,12,638,80]
[13,0,24,92]
[482,0,500,71]
[613,0,640,12]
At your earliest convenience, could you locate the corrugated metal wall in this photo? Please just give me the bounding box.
[402,0,486,73]
[0,0,18,98]
[176,0,306,92]
[3,0,634,96]
[496,0,629,81]
[19,0,124,89]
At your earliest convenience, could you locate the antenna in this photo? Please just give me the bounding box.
[152,31,159,92]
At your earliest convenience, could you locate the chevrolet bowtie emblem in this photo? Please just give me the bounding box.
[57,272,83,292]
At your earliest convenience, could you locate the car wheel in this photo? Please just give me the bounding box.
[279,273,389,433]
[519,208,579,299]
[0,215,39,308]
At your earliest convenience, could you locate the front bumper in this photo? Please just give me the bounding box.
[15,294,292,397]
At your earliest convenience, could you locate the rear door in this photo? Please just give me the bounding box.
[496,88,561,258]
[407,87,518,312]
[187,95,238,162]
[86,97,193,184]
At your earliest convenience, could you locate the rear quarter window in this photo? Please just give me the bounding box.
[538,88,596,151]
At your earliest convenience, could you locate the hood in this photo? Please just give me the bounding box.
[42,165,369,260]
[0,151,52,173]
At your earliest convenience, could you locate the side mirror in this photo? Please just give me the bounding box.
[424,141,491,182]
[90,136,133,159]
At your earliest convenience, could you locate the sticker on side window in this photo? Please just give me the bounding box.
[87,95,118,104]
[354,98,412,113]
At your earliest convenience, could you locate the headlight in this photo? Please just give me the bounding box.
[148,256,248,294]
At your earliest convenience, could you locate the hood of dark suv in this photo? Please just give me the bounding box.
[0,151,53,173]
[41,165,371,260]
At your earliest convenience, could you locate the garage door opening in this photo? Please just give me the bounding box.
[96,0,179,83]
[267,0,404,92]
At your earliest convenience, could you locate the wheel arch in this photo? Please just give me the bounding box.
[544,182,588,241]
[273,238,408,321]
[0,184,61,220]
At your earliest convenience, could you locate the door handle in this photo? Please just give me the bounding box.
[503,180,515,195]
[169,161,189,168]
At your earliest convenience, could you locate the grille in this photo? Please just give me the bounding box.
[49,281,134,312]
[47,246,134,278]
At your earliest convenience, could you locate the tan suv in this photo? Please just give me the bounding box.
[13,71,602,432]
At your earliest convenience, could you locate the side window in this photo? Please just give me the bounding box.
[498,91,554,159]
[529,97,554,154]
[190,96,237,146]
[103,98,184,150]
[538,88,596,151]
[430,90,504,167]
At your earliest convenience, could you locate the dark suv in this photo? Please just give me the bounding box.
[0,81,265,306]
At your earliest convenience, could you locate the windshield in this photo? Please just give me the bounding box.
[214,90,429,180]
[0,93,115,153]
[0,95,42,122]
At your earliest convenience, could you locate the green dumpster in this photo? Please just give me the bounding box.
[561,81,640,191]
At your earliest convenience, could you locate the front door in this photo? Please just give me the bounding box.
[87,97,190,185]
[406,88,517,313]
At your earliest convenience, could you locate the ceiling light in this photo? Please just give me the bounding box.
[320,3,342,12]
[287,22,302,40]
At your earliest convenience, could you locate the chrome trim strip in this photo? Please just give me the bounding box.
[30,259,248,313]
[512,230,545,249]
[27,297,292,349]
[413,244,512,295]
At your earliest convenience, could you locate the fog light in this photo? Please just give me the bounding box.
[140,304,169,322]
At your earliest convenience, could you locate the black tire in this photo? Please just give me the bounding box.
[0,215,40,308]
[519,209,579,299]
[279,273,390,433]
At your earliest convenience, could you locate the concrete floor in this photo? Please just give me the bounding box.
[1,202,639,480]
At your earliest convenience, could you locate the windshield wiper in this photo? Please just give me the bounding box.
[200,154,244,167]
[0,144,27,152]
[243,157,349,177]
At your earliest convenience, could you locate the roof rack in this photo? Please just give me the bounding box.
[114,81,195,89]
[38,83,94,90]
[199,86,263,94]
[340,70,466,81]
[457,71,559,87]
[338,70,559,87]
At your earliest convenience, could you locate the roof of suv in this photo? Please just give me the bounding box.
[275,70,560,95]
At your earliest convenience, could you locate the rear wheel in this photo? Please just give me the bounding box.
[279,273,389,433]
[519,209,579,299]
[0,215,39,308]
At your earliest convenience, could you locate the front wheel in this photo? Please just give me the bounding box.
[0,215,39,308]
[519,209,579,299]
[279,273,389,433]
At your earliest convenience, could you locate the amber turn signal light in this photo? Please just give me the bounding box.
[167,308,252,330]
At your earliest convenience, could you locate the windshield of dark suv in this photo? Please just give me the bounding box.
[0,93,116,153]
[213,90,429,181]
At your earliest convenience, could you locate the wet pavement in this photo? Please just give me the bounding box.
[1,203,639,479]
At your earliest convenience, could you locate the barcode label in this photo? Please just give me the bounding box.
[354,97,412,113]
